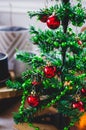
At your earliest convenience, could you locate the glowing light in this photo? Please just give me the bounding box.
[76,112,86,130]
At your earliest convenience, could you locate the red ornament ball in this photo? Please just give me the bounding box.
[72,102,78,108]
[46,15,60,29]
[32,81,40,86]
[39,14,48,23]
[44,66,57,78]
[78,40,82,45]
[81,87,86,95]
[78,101,84,112]
[27,95,40,107]
[72,101,84,112]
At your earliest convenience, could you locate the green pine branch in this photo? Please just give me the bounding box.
[28,2,86,27]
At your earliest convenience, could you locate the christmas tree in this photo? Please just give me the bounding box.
[7,0,86,130]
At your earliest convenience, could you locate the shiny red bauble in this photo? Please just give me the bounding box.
[32,81,40,86]
[44,66,57,78]
[81,87,86,95]
[46,15,60,29]
[27,95,40,107]
[78,40,82,45]
[72,101,84,112]
[39,15,48,23]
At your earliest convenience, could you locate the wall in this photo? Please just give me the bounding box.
[0,0,51,28]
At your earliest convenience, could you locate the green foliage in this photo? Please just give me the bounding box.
[79,31,86,43]
[28,5,59,19]
[28,2,86,27]
[69,3,86,26]
[30,26,84,55]
[16,51,35,63]
[13,112,24,124]
[13,107,37,123]
[6,80,22,90]
[41,51,62,66]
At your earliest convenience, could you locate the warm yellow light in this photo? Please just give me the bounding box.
[76,112,86,130]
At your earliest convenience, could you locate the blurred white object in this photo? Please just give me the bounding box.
[0,26,29,70]
[14,53,26,77]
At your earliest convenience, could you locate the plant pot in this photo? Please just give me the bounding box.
[0,26,29,70]
[0,52,10,86]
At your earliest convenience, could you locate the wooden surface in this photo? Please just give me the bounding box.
[0,87,22,99]
[0,71,22,99]
[14,107,86,130]
[14,120,86,130]
[14,123,58,130]
[14,107,58,130]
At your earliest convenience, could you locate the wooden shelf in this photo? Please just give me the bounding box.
[14,123,58,130]
[0,86,22,99]
[14,107,59,130]
[0,71,22,99]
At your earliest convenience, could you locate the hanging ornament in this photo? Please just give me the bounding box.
[32,80,40,86]
[72,101,84,112]
[32,80,41,93]
[75,37,82,45]
[32,74,41,86]
[39,14,48,23]
[44,65,57,78]
[46,14,60,29]
[27,89,40,107]
[72,101,79,109]
[27,95,40,107]
[78,40,82,45]
[81,87,86,95]
[72,92,84,112]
